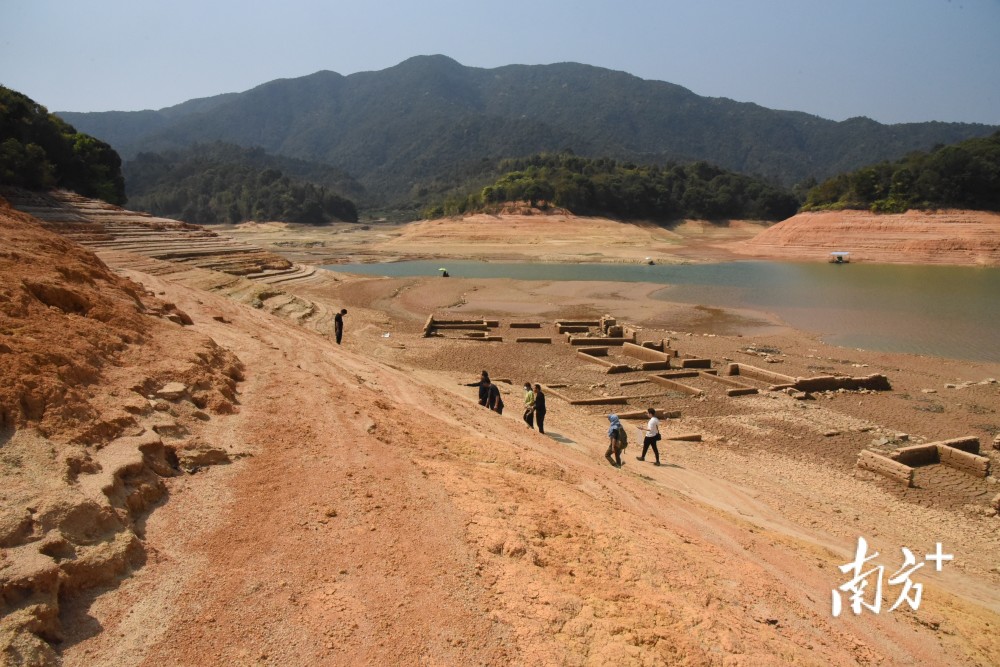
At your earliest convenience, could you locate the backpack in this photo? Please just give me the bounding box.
[616,426,628,449]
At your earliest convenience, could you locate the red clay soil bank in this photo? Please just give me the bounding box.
[0,198,245,664]
[734,209,1000,266]
[0,199,150,435]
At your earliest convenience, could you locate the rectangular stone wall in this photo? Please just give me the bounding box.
[649,375,703,396]
[434,323,489,330]
[555,320,600,327]
[640,361,670,371]
[622,342,670,363]
[569,396,629,406]
[569,336,633,346]
[576,351,632,374]
[857,450,914,487]
[937,444,990,477]
[935,436,980,454]
[889,444,940,467]
[794,374,891,392]
[725,363,796,386]
[696,370,758,395]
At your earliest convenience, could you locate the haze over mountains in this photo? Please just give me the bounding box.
[58,55,998,207]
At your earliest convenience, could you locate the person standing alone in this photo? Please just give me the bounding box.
[334,308,347,345]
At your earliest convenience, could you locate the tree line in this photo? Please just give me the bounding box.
[804,131,1000,213]
[423,153,800,221]
[124,144,358,224]
[0,86,125,204]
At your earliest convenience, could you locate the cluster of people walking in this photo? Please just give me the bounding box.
[521,382,546,434]
[468,373,667,470]
[468,371,546,434]
[606,408,662,468]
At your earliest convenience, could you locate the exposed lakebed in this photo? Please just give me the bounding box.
[332,260,1000,362]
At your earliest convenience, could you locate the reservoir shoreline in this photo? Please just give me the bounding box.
[329,259,1000,363]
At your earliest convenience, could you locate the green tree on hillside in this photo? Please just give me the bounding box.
[805,131,1000,213]
[0,86,125,203]
[427,153,799,222]
[124,143,359,224]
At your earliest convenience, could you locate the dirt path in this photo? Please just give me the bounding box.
[54,267,999,666]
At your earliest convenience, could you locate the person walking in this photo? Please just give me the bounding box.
[334,308,347,345]
[484,378,504,414]
[636,407,662,466]
[605,413,625,468]
[522,382,535,429]
[532,384,546,434]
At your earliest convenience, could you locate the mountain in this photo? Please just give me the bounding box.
[58,55,998,207]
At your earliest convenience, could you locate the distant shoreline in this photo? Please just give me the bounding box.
[223,209,1000,268]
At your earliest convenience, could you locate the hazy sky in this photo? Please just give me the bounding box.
[2,0,998,125]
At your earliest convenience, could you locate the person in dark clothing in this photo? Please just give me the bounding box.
[334,308,347,344]
[533,384,546,434]
[636,407,662,466]
[464,370,490,406]
[484,379,504,414]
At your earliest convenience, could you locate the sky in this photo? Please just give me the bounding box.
[1,0,998,125]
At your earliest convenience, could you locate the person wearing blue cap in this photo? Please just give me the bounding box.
[605,413,626,467]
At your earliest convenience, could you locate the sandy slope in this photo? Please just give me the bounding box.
[733,210,1000,266]
[4,197,1000,665]
[222,215,768,265]
[225,209,1000,268]
[54,268,1000,666]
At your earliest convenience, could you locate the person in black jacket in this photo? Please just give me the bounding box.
[464,370,490,406]
[532,384,546,434]
[334,308,347,344]
[484,378,504,414]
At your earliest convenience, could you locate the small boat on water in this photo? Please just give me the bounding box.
[829,251,851,264]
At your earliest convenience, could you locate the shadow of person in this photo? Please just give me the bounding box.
[636,459,685,469]
[543,431,575,445]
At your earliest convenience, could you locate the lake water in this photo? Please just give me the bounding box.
[330,260,1000,362]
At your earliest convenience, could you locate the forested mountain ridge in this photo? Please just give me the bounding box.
[58,55,998,207]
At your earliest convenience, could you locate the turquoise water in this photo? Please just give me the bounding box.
[330,260,1000,362]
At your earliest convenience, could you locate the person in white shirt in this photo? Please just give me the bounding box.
[636,407,662,466]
